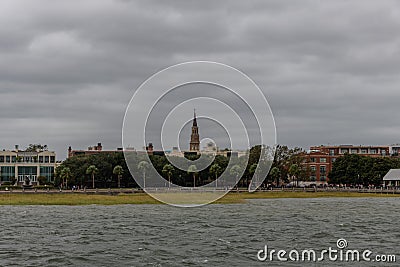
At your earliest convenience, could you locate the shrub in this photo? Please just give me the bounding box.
[0,185,22,190]
[33,185,55,190]
[37,176,47,185]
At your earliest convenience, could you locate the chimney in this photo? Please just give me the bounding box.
[15,145,19,152]
[147,143,154,153]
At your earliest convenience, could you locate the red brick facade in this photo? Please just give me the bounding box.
[303,145,390,183]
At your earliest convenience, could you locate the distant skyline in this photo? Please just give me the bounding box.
[1,0,400,159]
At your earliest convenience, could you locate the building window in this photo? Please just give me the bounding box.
[310,176,316,181]
[351,149,358,154]
[1,166,15,181]
[11,156,16,163]
[361,149,367,154]
[381,150,387,156]
[320,176,327,181]
[331,158,336,162]
[329,149,335,156]
[370,149,377,154]
[310,165,316,172]
[40,166,55,182]
[18,166,38,184]
[50,156,55,163]
[0,156,4,163]
[45,156,49,163]
[341,149,349,154]
[320,165,326,173]
[6,156,10,163]
[320,158,327,163]
[39,156,43,163]
[310,158,316,163]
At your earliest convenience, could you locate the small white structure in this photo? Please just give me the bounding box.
[382,169,400,187]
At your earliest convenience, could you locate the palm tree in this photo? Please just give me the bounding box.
[86,165,98,189]
[138,161,150,189]
[209,163,222,188]
[60,167,71,189]
[249,163,258,188]
[162,164,174,188]
[289,164,300,187]
[270,166,281,187]
[230,164,242,189]
[55,166,64,187]
[188,165,198,187]
[113,165,124,188]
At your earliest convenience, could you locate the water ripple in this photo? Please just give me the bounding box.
[0,198,398,266]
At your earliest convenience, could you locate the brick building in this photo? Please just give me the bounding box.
[303,145,391,183]
[68,143,123,158]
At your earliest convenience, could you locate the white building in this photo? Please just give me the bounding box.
[0,145,57,185]
[389,145,400,156]
[382,169,400,187]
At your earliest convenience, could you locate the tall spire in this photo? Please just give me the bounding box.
[193,109,197,127]
[190,108,200,152]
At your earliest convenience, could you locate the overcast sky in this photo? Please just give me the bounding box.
[1,0,400,159]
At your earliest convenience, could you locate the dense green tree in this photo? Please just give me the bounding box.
[248,145,261,166]
[329,154,400,186]
[248,163,258,187]
[329,154,362,185]
[25,144,47,152]
[37,176,47,186]
[269,167,281,186]
[288,164,300,186]
[55,145,316,189]
[268,145,305,184]
[59,152,132,188]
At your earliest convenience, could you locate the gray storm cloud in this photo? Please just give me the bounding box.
[0,0,400,159]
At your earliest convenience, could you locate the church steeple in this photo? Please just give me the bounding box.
[193,109,197,127]
[190,109,200,152]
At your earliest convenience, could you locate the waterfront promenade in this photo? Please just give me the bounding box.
[1,187,400,195]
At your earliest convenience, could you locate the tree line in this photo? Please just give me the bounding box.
[328,154,400,186]
[54,145,307,189]
[54,146,400,189]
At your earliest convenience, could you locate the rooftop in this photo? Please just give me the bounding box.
[383,169,400,181]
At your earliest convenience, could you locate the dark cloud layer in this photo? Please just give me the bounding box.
[1,0,400,159]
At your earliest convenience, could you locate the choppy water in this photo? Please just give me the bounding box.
[0,198,399,266]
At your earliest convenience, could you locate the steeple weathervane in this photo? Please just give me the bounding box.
[193,109,197,127]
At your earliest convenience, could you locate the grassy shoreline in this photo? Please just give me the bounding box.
[0,191,399,205]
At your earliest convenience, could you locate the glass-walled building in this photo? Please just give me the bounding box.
[0,146,57,185]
